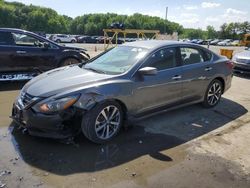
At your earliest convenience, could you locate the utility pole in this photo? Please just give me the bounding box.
[165,7,168,21]
[164,7,168,34]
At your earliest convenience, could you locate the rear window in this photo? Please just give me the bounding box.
[0,31,14,45]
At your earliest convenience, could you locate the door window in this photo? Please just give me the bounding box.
[180,47,204,65]
[145,48,177,71]
[12,33,44,47]
[0,32,14,45]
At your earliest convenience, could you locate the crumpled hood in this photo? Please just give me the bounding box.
[23,65,114,97]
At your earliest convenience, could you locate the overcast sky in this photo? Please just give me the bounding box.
[5,0,250,30]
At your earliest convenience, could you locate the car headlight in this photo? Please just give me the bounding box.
[33,95,80,114]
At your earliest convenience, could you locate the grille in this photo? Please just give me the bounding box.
[20,92,34,107]
[236,58,250,64]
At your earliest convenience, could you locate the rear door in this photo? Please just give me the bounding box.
[133,47,183,115]
[11,31,58,71]
[179,46,214,102]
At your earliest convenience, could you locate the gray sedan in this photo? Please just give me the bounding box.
[12,40,233,144]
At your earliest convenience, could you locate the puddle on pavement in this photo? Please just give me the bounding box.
[0,123,188,188]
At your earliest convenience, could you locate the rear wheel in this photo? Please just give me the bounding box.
[56,39,61,43]
[81,101,123,144]
[60,58,79,66]
[202,79,223,108]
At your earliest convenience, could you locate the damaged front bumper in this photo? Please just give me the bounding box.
[11,98,83,139]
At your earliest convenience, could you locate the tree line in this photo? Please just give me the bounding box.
[0,0,249,39]
[181,22,250,40]
[0,0,183,35]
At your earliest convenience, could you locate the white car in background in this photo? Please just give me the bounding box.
[217,39,232,46]
[52,34,77,43]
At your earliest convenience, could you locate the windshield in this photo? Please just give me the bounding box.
[84,46,148,75]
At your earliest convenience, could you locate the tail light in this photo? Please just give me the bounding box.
[226,60,234,69]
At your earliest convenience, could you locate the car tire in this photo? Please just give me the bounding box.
[60,58,80,66]
[56,39,61,43]
[81,101,124,144]
[71,40,76,43]
[202,79,223,108]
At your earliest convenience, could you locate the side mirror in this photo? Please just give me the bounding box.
[43,42,50,49]
[138,67,157,76]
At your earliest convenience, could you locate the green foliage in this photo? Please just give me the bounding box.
[1,0,249,40]
[0,0,183,35]
[206,25,218,39]
[180,28,207,39]
[0,1,69,33]
[180,21,250,40]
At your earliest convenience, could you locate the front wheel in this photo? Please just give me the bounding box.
[81,101,123,144]
[202,79,223,108]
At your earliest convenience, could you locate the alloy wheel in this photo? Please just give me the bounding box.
[207,82,222,106]
[95,105,121,140]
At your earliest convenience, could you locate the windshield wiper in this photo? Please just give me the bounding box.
[84,67,106,74]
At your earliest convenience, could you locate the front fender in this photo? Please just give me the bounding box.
[74,80,133,111]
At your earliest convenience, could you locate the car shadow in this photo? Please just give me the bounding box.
[10,97,248,175]
[0,81,27,91]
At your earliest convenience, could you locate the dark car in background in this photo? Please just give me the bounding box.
[77,36,98,43]
[0,28,90,81]
[12,40,233,144]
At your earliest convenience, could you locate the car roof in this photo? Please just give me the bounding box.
[122,40,197,50]
[0,28,29,33]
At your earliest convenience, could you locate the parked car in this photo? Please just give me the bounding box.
[96,36,111,44]
[110,22,125,30]
[190,39,198,43]
[231,40,240,46]
[77,36,98,43]
[232,47,250,74]
[52,34,77,43]
[11,40,233,143]
[210,39,221,45]
[217,39,232,46]
[0,28,90,81]
[203,39,213,45]
[196,39,204,45]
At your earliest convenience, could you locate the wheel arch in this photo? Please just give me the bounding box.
[58,56,81,67]
[213,77,225,93]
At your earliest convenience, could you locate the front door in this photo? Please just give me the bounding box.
[132,47,183,115]
[11,32,57,72]
[0,31,17,72]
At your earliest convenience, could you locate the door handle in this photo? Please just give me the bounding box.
[16,51,27,54]
[205,67,212,71]
[172,75,182,80]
